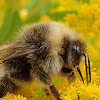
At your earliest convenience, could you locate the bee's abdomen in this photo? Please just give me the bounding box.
[6,57,32,81]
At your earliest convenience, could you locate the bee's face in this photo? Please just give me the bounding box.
[62,40,86,70]
[70,41,83,68]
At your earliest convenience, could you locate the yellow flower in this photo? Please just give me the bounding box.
[0,68,100,100]
[64,14,77,25]
[0,94,27,100]
[87,44,99,61]
[77,20,90,32]
[79,84,100,100]
[19,9,28,21]
[93,19,100,33]
[78,3,91,18]
[90,4,100,19]
[54,0,77,12]
[87,32,95,38]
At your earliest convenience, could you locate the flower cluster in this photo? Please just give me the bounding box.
[0,67,100,100]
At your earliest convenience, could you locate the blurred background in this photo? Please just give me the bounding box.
[0,0,100,75]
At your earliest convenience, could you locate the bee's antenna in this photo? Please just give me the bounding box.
[88,55,91,83]
[77,66,84,83]
[83,53,91,85]
[83,54,88,84]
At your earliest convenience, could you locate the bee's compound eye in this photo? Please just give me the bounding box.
[72,45,80,53]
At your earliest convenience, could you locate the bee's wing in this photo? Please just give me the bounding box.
[0,44,45,64]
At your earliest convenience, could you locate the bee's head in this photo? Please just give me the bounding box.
[67,40,86,68]
[61,38,91,84]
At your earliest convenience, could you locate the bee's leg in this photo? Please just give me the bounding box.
[0,75,16,98]
[61,67,75,82]
[36,68,62,100]
[43,88,54,100]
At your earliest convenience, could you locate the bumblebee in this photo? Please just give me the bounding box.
[0,22,91,100]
